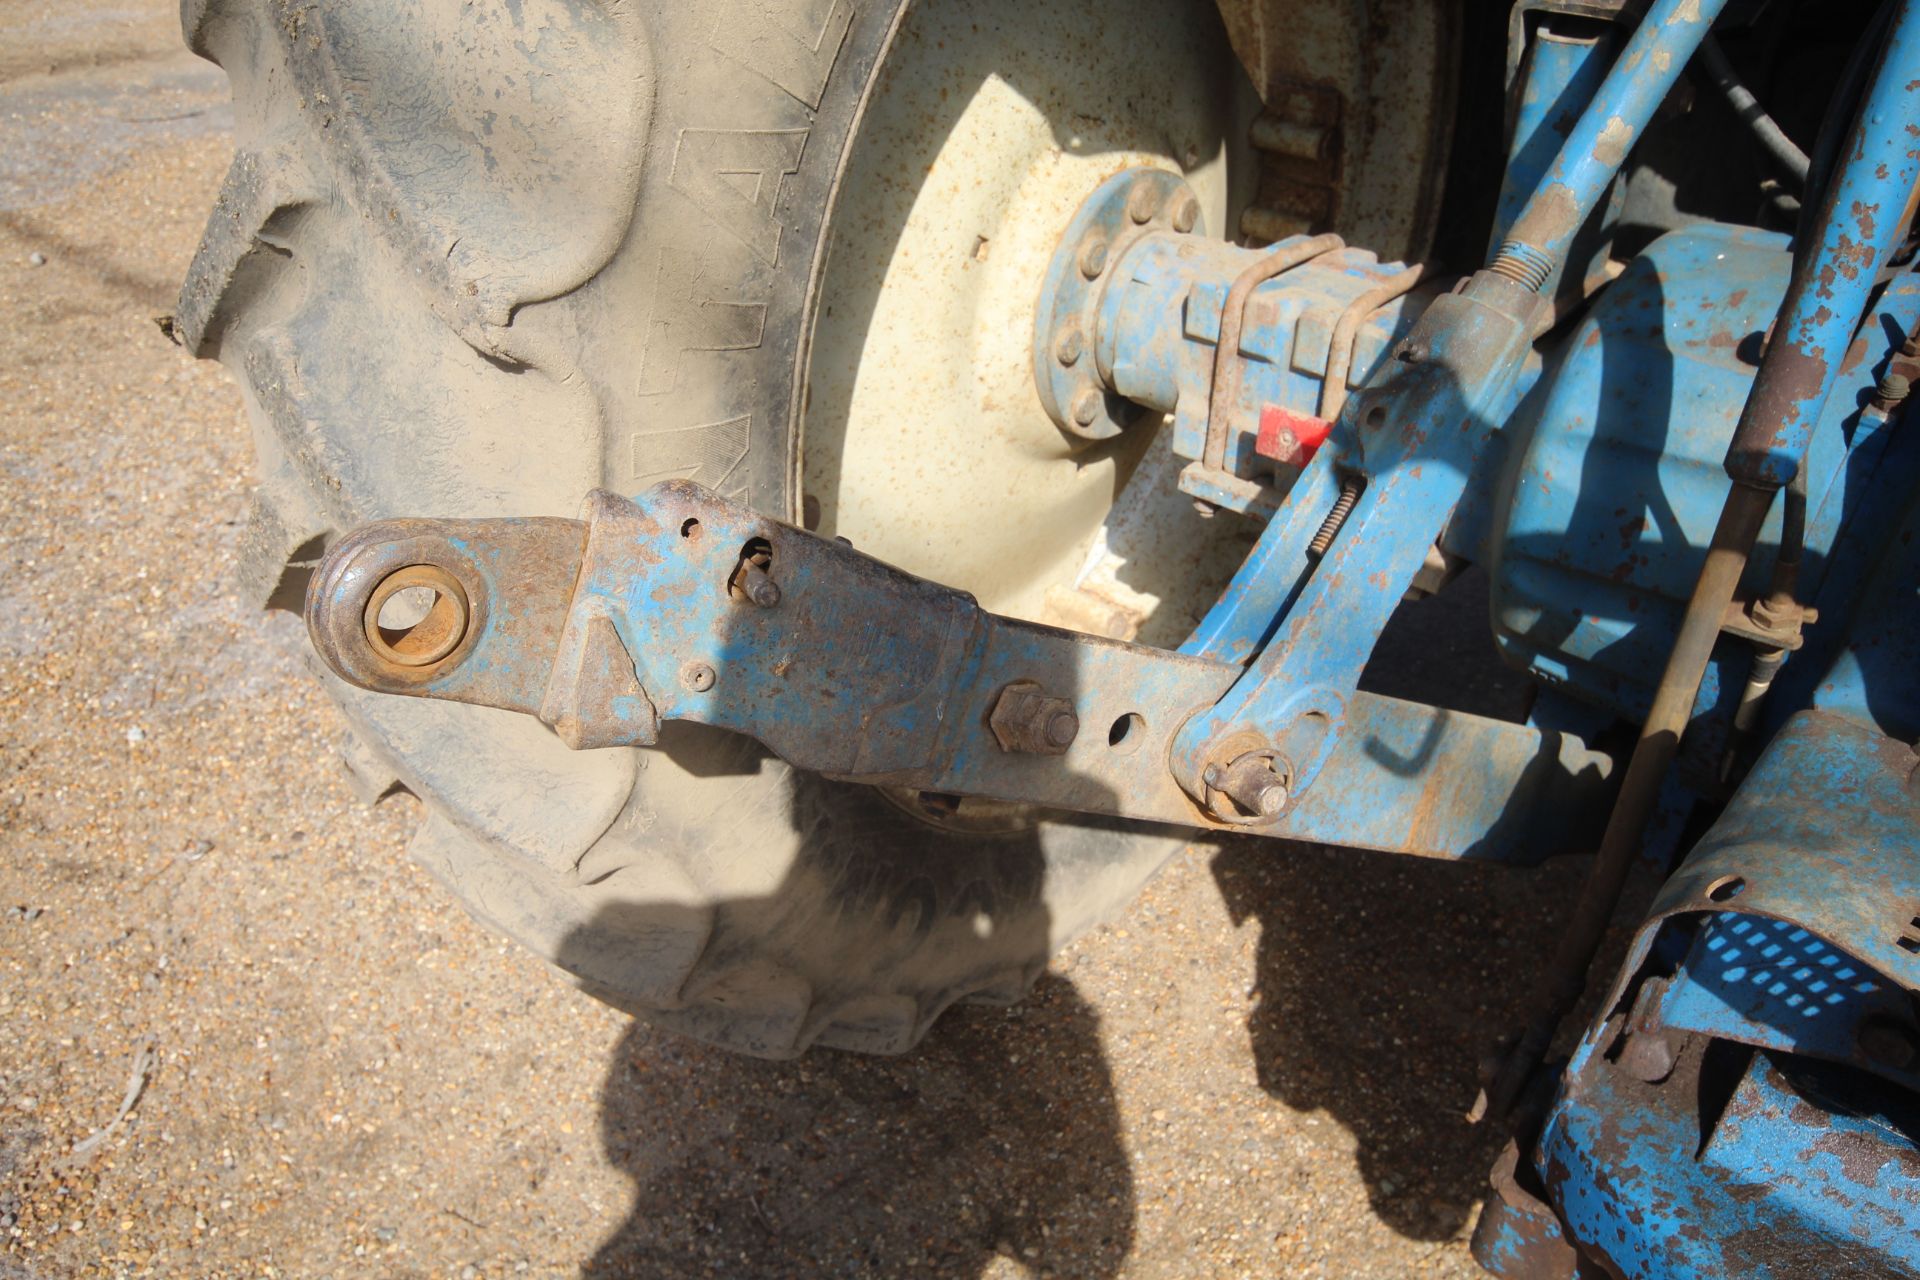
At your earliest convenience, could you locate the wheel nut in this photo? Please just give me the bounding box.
[1054,325,1084,367]
[1170,191,1199,234]
[1071,387,1102,427]
[682,662,717,693]
[1078,234,1109,279]
[1125,177,1159,224]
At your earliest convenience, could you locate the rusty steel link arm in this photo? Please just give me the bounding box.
[307,483,1614,858]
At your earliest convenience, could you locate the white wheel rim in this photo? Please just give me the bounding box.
[803,0,1252,644]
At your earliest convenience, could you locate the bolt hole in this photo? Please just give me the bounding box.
[363,564,469,669]
[729,536,774,600]
[1108,713,1145,754]
[1706,875,1746,903]
[680,518,702,540]
[376,586,436,632]
[1364,405,1386,428]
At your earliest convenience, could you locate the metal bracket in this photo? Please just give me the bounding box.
[307,482,1615,860]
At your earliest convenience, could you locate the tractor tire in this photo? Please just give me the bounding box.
[176,0,1237,1057]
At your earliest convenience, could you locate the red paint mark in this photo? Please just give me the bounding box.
[1254,405,1329,464]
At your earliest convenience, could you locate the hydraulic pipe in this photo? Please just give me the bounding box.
[1203,234,1344,472]
[1725,0,1920,488]
[1318,263,1436,423]
[1493,0,1730,290]
[1698,34,1809,184]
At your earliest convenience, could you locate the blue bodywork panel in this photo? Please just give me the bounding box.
[1489,225,1920,743]
[1515,711,1920,1278]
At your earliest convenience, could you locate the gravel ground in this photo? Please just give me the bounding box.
[1,6,1594,1277]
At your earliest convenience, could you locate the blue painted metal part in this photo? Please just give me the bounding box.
[1491,16,1620,297]
[1489,227,1920,739]
[1032,166,1463,518]
[1105,233,1433,506]
[1496,0,1730,289]
[1724,0,1920,489]
[305,482,1617,859]
[1169,0,1734,815]
[1540,1045,1920,1279]
[1525,711,1920,1279]
[1770,369,1920,740]
[1808,483,1920,741]
[1658,914,1912,1077]
[1031,167,1201,443]
[1172,268,1549,808]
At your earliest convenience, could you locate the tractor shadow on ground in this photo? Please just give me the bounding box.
[580,975,1132,1278]
[1212,839,1588,1241]
[1211,568,1593,1241]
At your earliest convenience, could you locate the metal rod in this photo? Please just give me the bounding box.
[1698,33,1809,183]
[1318,264,1436,423]
[1494,0,1731,290]
[1203,234,1344,472]
[1478,482,1775,1121]
[1725,0,1920,488]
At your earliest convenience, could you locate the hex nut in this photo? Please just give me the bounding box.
[989,681,1079,755]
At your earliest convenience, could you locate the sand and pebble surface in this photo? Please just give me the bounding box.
[1,4,1592,1276]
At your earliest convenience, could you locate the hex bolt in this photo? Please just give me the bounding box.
[1046,710,1079,749]
[1872,371,1911,412]
[1078,234,1109,279]
[1125,177,1160,224]
[681,662,717,693]
[1071,387,1103,427]
[988,682,1078,755]
[1169,191,1199,234]
[1308,477,1364,559]
[1054,325,1084,367]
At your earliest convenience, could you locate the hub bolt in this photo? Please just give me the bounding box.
[1054,325,1084,367]
[1125,178,1160,224]
[1071,387,1102,427]
[1078,234,1109,279]
[1169,191,1199,234]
